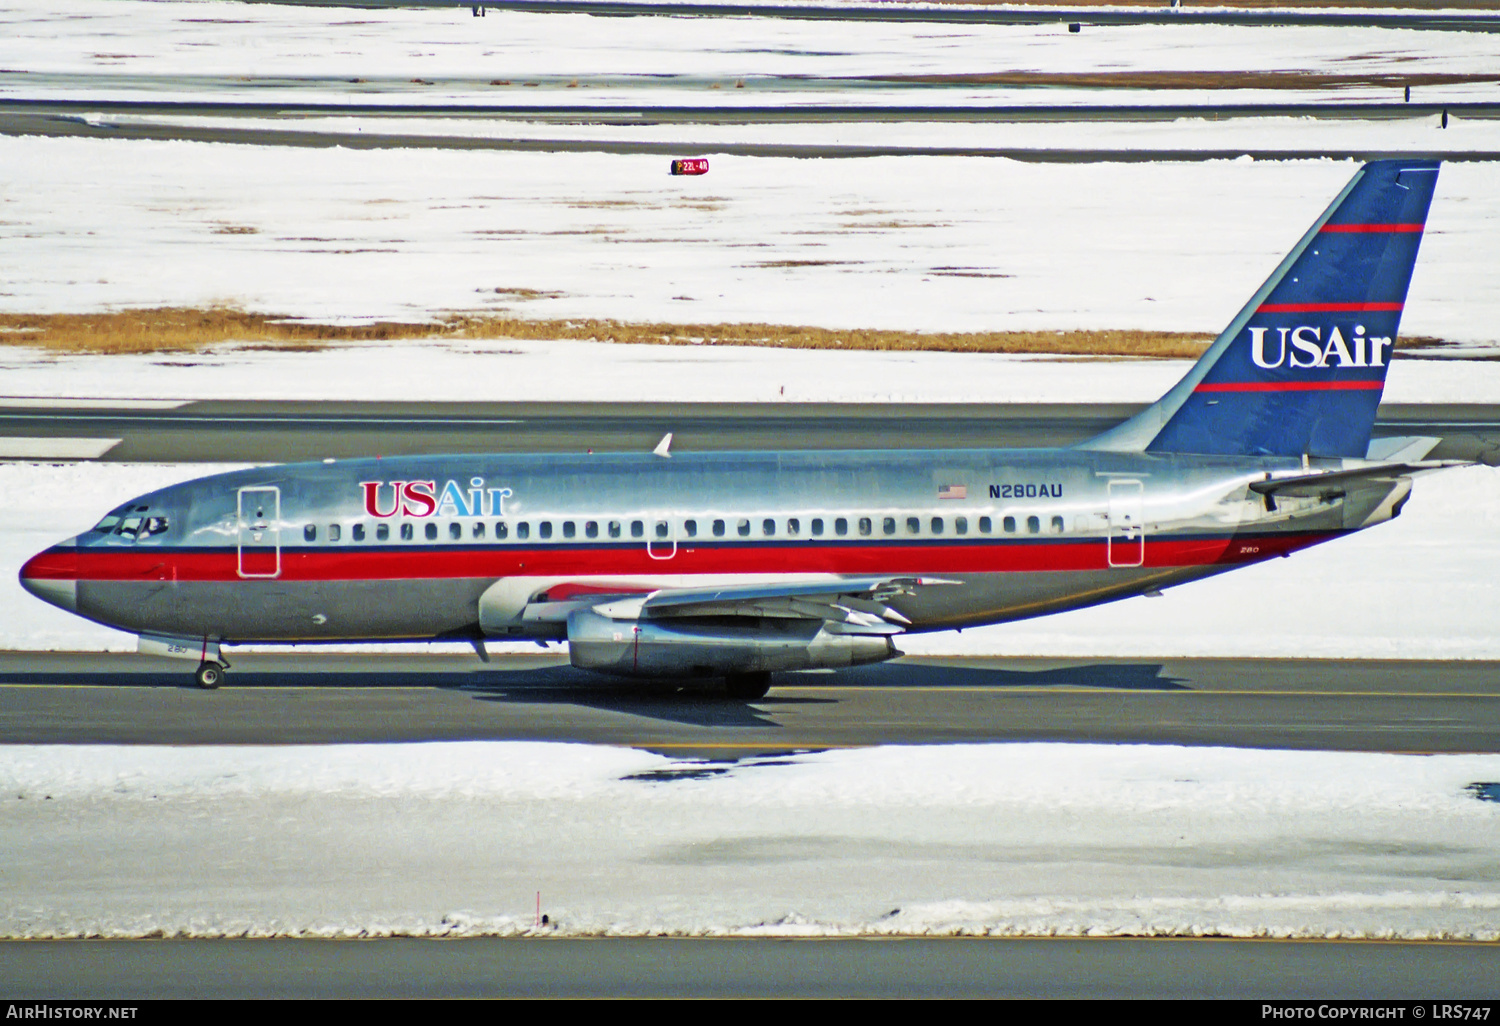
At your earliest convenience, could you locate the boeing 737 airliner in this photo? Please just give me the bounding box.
[21,161,1452,697]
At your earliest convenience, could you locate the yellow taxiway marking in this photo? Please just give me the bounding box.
[627,742,1486,754]
[633,742,863,750]
[721,936,1500,947]
[781,687,1500,698]
[624,747,1492,761]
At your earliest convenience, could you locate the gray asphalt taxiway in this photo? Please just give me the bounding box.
[2,652,1496,754]
[10,98,1499,124]
[5,936,1499,999]
[5,110,1492,163]
[6,399,1500,464]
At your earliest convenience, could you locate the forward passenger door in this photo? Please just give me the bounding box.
[237,486,281,578]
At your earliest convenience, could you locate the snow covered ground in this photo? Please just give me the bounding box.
[3,741,1496,939]
[2,140,1497,338]
[2,0,1498,336]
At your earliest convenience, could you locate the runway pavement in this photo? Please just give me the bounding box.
[8,98,1498,123]
[4,935,1498,999]
[2,652,1495,753]
[5,111,1492,162]
[3,399,1499,463]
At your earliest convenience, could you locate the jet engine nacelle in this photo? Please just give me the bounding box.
[566,609,897,679]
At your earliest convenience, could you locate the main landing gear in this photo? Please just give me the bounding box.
[195,660,225,689]
[724,671,772,700]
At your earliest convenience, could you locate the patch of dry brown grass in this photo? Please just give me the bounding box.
[486,287,565,300]
[3,308,1457,361]
[0,307,1216,359]
[489,321,1218,359]
[0,308,438,354]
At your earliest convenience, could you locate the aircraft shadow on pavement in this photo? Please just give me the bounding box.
[784,661,1190,691]
[0,658,1187,731]
[462,675,823,729]
[453,660,1190,729]
[0,658,1187,693]
[0,660,820,729]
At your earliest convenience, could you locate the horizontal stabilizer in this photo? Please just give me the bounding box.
[1249,461,1463,499]
[1364,435,1441,462]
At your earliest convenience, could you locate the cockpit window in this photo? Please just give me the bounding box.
[93,506,167,541]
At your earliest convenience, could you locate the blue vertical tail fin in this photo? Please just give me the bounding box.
[1083,160,1439,458]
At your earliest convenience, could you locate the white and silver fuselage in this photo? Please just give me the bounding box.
[21,446,1406,650]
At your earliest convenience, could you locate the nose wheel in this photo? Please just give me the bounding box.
[194,661,225,690]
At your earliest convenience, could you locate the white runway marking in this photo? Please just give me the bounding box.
[0,436,119,459]
[0,398,188,410]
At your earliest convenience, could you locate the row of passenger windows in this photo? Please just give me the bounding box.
[300,514,1069,543]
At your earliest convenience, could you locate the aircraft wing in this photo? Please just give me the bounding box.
[588,575,961,635]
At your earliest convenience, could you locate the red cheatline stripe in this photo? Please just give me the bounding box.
[1319,223,1424,233]
[1256,302,1404,313]
[1195,380,1385,393]
[25,532,1344,583]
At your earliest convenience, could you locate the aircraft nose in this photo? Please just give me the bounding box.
[20,542,78,613]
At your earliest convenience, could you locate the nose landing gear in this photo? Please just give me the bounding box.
[139,634,230,690]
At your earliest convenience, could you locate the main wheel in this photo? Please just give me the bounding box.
[724,671,771,700]
[194,661,224,690]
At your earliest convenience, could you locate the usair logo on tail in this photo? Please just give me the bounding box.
[1248,326,1394,370]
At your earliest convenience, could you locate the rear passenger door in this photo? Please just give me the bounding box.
[1106,479,1145,568]
[645,516,678,561]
